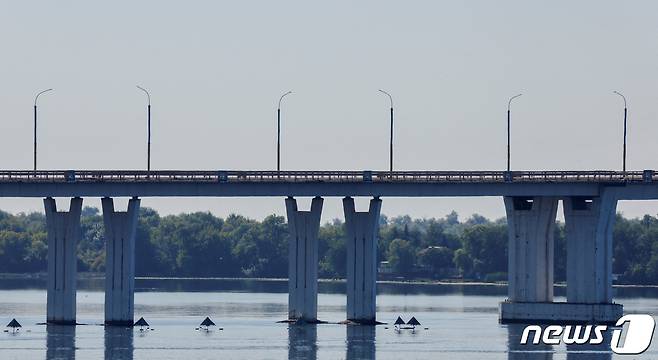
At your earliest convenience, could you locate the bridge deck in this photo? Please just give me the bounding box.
[0,170,652,183]
[0,170,656,199]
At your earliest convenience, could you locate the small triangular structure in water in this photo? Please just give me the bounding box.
[7,319,21,329]
[394,316,405,325]
[134,317,149,328]
[406,317,421,326]
[200,317,216,327]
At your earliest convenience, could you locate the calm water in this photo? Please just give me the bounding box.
[0,278,657,359]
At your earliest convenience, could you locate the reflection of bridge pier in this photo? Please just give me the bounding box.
[506,324,552,360]
[506,324,613,360]
[104,326,134,360]
[46,324,76,360]
[346,324,376,360]
[287,324,317,360]
[565,341,612,360]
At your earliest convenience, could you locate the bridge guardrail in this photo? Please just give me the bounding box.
[0,170,651,184]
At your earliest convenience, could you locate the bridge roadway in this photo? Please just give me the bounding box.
[1,169,658,198]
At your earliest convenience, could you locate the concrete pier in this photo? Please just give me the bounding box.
[563,194,622,321]
[103,197,140,326]
[500,196,558,323]
[45,197,83,325]
[343,197,381,324]
[500,195,623,324]
[505,196,558,303]
[286,196,323,322]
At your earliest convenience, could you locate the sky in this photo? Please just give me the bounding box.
[1,1,658,222]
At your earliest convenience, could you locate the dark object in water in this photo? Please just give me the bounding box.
[200,317,216,327]
[407,317,421,326]
[134,317,149,330]
[199,317,216,331]
[394,316,405,325]
[6,319,21,332]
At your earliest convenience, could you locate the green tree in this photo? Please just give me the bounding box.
[319,219,345,278]
[453,248,472,277]
[387,239,415,275]
[417,246,454,274]
[460,224,507,277]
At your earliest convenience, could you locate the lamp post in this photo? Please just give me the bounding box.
[277,91,292,172]
[33,88,53,171]
[507,94,522,172]
[379,90,394,173]
[136,86,151,172]
[613,91,627,173]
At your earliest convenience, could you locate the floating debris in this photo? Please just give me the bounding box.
[199,317,216,331]
[134,317,149,331]
[201,317,215,327]
[6,319,21,333]
[407,317,421,327]
[393,316,405,331]
[407,316,421,332]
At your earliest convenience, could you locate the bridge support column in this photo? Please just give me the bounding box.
[343,197,381,324]
[103,197,140,326]
[45,197,83,325]
[499,196,558,323]
[563,194,622,322]
[286,196,323,322]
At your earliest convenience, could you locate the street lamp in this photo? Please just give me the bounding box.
[379,89,394,172]
[507,93,522,172]
[613,91,627,172]
[277,90,292,172]
[136,86,151,172]
[33,88,53,171]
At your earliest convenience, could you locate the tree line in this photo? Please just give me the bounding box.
[1,207,658,284]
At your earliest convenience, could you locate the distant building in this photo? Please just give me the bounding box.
[378,261,393,274]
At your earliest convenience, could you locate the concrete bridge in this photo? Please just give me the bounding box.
[3,169,658,325]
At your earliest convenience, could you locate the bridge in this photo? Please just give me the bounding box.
[4,168,657,325]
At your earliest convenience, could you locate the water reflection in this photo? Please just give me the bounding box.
[507,324,553,360]
[565,331,612,360]
[346,325,376,360]
[104,326,134,360]
[288,324,317,360]
[46,324,76,360]
[506,324,614,360]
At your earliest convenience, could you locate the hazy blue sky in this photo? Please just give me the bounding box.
[1,1,658,221]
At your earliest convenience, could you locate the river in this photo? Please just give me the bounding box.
[1,278,657,359]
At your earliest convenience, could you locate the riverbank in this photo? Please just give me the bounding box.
[2,272,658,288]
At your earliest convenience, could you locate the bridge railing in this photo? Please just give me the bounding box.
[0,170,651,183]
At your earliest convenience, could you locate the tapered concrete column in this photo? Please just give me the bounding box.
[103,197,140,326]
[343,197,381,324]
[564,194,617,304]
[45,197,83,325]
[500,195,620,323]
[504,196,558,303]
[286,196,323,322]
